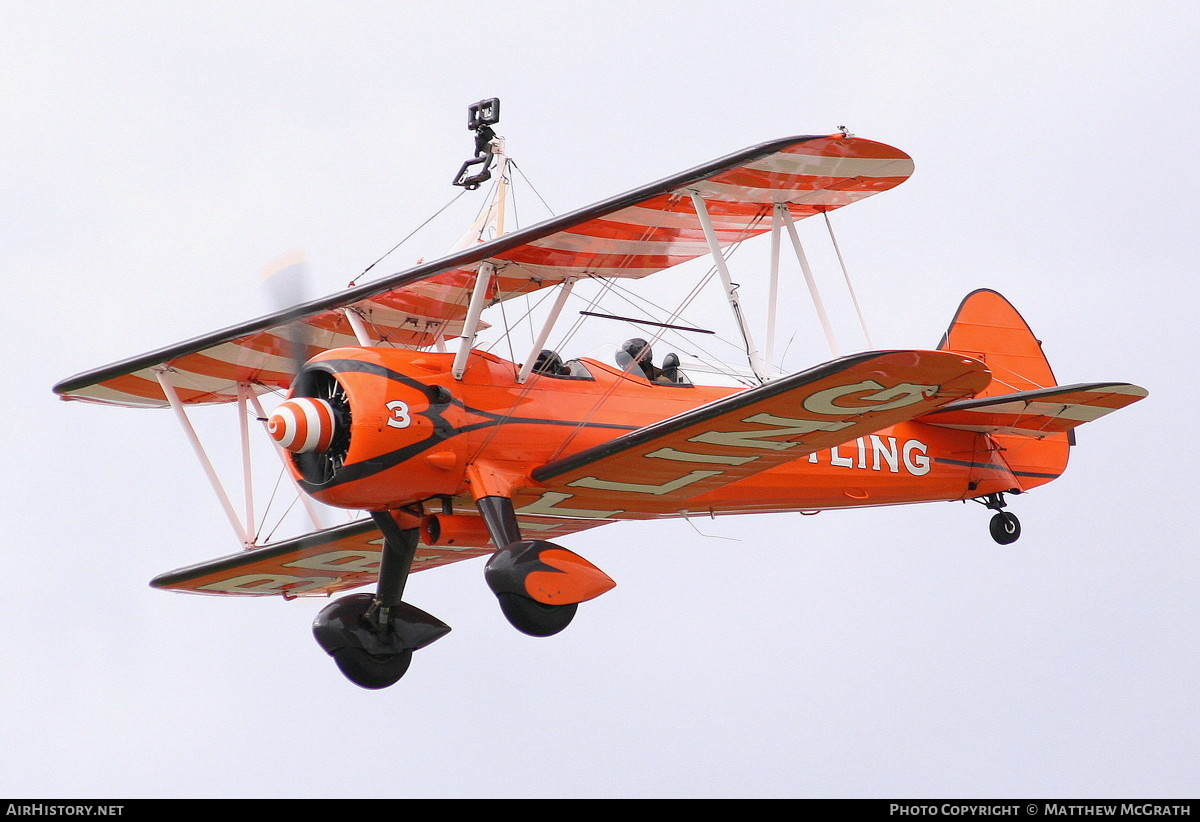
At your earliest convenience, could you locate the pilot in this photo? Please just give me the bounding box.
[617,338,660,381]
[532,348,569,376]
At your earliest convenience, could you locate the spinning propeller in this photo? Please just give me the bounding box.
[260,251,352,485]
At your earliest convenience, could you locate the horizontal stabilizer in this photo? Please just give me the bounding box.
[521,350,990,517]
[916,382,1148,437]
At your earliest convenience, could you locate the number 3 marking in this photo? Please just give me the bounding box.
[386,400,411,429]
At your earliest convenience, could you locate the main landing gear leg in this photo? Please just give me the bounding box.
[476,495,616,637]
[312,510,450,689]
[977,492,1021,545]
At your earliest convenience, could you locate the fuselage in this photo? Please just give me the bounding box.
[286,346,1030,522]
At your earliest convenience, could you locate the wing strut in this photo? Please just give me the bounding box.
[341,308,373,346]
[153,369,328,549]
[687,190,768,383]
[516,277,577,384]
[765,206,783,372]
[154,368,253,546]
[237,383,255,535]
[779,204,839,357]
[452,261,496,379]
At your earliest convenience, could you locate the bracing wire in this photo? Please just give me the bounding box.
[576,239,763,384]
[823,211,873,348]
[347,189,468,287]
[262,494,302,544]
[509,159,556,217]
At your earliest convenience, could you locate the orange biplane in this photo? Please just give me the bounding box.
[54,100,1146,688]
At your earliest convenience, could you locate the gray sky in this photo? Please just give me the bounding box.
[3,1,1197,798]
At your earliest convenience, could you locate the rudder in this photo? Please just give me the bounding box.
[938,289,1068,490]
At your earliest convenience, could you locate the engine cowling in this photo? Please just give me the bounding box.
[278,348,468,510]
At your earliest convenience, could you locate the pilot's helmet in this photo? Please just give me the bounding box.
[620,337,652,363]
[534,349,564,374]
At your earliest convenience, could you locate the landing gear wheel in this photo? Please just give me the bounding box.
[332,647,413,690]
[989,512,1021,545]
[497,592,578,637]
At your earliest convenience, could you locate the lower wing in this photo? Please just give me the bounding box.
[151,515,608,597]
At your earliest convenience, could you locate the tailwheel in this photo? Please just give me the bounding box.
[975,491,1022,545]
[332,647,413,690]
[497,593,578,637]
[989,511,1021,545]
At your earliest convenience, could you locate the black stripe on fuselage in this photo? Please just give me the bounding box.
[933,456,1061,479]
[297,359,637,492]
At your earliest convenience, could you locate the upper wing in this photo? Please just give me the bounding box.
[916,382,1148,436]
[54,134,913,408]
[517,350,990,518]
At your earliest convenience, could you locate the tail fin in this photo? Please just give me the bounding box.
[936,289,1067,490]
[937,288,1055,397]
[932,289,1148,492]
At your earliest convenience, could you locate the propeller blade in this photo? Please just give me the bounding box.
[261,249,314,376]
